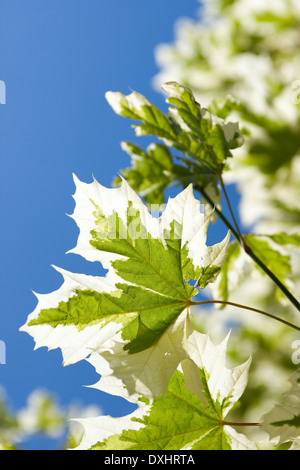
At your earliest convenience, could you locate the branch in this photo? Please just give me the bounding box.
[193,183,300,313]
[219,175,244,244]
[190,299,300,332]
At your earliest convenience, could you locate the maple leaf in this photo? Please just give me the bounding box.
[20,176,229,397]
[74,325,256,451]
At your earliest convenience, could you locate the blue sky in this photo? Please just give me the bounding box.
[0,0,239,449]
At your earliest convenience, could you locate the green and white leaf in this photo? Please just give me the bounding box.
[87,311,194,398]
[162,81,244,154]
[75,327,255,451]
[114,140,220,209]
[21,176,229,397]
[262,368,300,445]
[105,81,243,205]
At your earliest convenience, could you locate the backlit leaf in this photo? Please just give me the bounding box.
[75,327,255,451]
[21,176,229,397]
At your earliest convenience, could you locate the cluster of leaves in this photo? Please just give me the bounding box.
[20,77,300,450]
[107,81,244,210]
[149,0,300,447]
[155,0,300,233]
[15,0,300,453]
[104,82,300,448]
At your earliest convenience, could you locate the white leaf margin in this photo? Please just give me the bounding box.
[20,176,229,374]
[73,329,256,450]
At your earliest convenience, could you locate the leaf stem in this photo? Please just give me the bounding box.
[243,245,300,312]
[222,421,260,427]
[193,183,240,240]
[219,175,244,244]
[190,299,300,332]
[193,183,300,313]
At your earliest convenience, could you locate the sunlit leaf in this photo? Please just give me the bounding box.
[21,176,229,397]
[105,81,243,206]
[75,328,255,450]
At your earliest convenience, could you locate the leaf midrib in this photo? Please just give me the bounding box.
[31,298,186,327]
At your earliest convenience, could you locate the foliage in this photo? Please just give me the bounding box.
[20,80,300,450]
[0,388,96,450]
[151,0,300,447]
[14,0,300,451]
[21,174,230,398]
[76,338,254,450]
[106,81,243,212]
[155,0,300,233]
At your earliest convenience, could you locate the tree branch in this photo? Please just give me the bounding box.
[193,183,300,313]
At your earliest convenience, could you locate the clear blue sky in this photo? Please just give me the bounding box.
[0,0,236,450]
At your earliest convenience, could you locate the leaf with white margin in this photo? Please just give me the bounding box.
[74,329,255,450]
[87,315,251,400]
[87,312,192,398]
[262,368,300,445]
[105,81,244,212]
[106,81,243,174]
[21,176,229,396]
[20,268,125,366]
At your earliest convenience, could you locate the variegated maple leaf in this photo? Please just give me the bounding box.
[21,176,230,397]
[75,325,256,451]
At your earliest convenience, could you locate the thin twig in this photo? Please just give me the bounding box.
[222,421,260,427]
[193,183,300,313]
[219,175,244,244]
[190,299,300,332]
[193,183,240,240]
